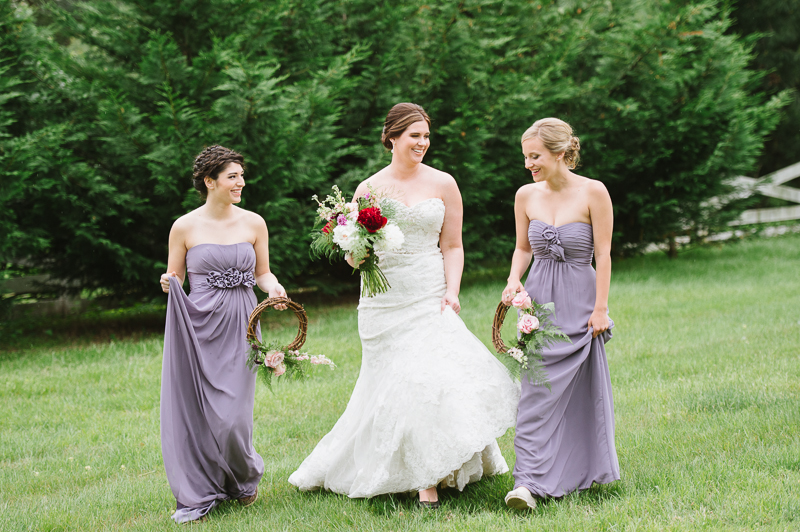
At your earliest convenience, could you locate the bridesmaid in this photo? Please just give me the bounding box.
[159,145,286,523]
[501,118,619,510]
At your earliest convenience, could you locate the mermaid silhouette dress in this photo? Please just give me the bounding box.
[288,198,519,497]
[160,242,263,523]
[514,221,619,497]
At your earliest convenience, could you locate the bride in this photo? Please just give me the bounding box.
[288,103,519,508]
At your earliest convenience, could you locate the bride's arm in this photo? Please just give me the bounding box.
[439,177,464,314]
[502,186,534,304]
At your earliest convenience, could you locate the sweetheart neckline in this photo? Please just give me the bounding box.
[187,242,254,252]
[385,197,444,209]
[529,220,592,229]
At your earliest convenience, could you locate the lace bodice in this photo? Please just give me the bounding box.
[387,198,445,254]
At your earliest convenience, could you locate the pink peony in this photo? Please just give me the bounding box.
[265,349,285,368]
[511,291,532,310]
[273,362,287,376]
[517,314,540,334]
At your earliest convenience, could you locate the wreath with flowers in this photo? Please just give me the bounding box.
[491,291,571,389]
[246,297,335,390]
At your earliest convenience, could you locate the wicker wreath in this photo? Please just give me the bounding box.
[246,297,307,351]
[491,301,515,354]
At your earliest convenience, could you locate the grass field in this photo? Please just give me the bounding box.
[2,234,799,531]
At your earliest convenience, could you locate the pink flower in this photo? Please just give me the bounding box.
[518,314,540,334]
[511,291,532,310]
[265,350,285,368]
[273,362,286,376]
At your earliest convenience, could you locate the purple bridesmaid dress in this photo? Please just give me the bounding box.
[160,242,263,523]
[514,221,619,498]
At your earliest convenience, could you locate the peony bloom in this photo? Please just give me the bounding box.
[518,314,540,334]
[373,223,405,252]
[511,291,532,310]
[357,207,388,233]
[273,362,287,376]
[332,223,360,251]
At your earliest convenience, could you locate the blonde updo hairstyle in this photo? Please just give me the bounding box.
[521,117,581,169]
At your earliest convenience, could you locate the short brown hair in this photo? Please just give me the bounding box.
[381,103,431,149]
[192,145,245,197]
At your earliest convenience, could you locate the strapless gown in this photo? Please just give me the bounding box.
[288,198,520,498]
[160,242,263,523]
[514,220,619,497]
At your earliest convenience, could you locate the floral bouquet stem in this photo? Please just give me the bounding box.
[358,252,391,298]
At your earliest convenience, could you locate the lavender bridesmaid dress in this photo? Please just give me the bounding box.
[514,221,619,498]
[160,242,263,523]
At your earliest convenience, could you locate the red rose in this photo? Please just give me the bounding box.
[357,207,388,233]
[322,221,332,234]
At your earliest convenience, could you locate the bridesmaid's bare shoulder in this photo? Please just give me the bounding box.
[515,182,545,202]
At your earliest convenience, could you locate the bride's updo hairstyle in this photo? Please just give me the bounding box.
[192,145,245,197]
[521,117,581,169]
[381,103,431,149]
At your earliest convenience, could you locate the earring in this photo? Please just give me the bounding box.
[391,143,395,154]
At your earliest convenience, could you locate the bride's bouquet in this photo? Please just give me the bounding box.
[501,291,571,390]
[310,185,404,297]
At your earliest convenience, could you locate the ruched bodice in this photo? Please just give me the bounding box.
[529,220,594,264]
[386,198,444,254]
[186,242,257,293]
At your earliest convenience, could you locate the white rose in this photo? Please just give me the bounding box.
[374,223,405,252]
[332,224,361,252]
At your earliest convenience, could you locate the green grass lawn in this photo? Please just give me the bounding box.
[2,234,799,531]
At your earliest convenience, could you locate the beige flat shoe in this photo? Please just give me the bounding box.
[505,487,536,511]
[238,487,258,507]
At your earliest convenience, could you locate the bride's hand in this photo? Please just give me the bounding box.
[588,309,609,338]
[501,280,524,305]
[441,292,461,314]
[270,283,288,311]
[160,271,177,293]
[345,252,368,269]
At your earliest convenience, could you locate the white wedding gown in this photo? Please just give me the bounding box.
[288,198,520,497]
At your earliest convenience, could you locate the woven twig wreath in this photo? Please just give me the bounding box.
[491,301,515,354]
[246,297,307,351]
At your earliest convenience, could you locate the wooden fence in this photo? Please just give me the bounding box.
[728,161,800,226]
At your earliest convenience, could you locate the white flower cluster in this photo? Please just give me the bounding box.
[373,223,404,252]
[506,347,529,367]
[332,220,361,252]
[310,354,336,369]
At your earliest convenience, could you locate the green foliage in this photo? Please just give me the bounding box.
[731,0,800,176]
[0,0,791,299]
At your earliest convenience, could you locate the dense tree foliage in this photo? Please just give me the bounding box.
[730,0,800,177]
[0,0,790,299]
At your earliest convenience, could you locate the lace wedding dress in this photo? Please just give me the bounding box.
[288,198,519,498]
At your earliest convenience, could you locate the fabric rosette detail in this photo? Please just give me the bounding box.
[207,268,256,289]
[541,227,566,261]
